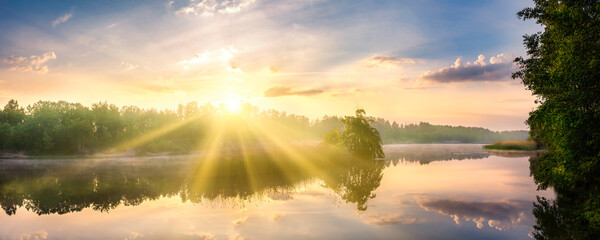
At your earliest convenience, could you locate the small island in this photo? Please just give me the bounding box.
[483,140,538,151]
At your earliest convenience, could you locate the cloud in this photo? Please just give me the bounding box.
[52,12,73,27]
[363,213,420,225]
[227,65,243,74]
[264,86,323,97]
[176,0,255,16]
[121,61,137,70]
[420,53,516,83]
[178,47,237,69]
[3,51,57,73]
[419,198,533,231]
[19,231,48,240]
[365,56,425,68]
[232,216,248,226]
[268,66,279,74]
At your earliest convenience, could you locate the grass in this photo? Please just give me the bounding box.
[483,140,537,151]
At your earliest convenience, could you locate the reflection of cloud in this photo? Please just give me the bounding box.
[19,231,48,240]
[363,213,421,225]
[232,216,248,226]
[52,12,72,27]
[264,86,323,97]
[297,190,326,197]
[176,0,255,16]
[420,53,515,83]
[124,232,144,240]
[365,56,425,68]
[419,198,533,231]
[3,52,57,74]
[229,233,244,240]
[268,192,294,201]
[271,212,286,221]
[184,232,215,240]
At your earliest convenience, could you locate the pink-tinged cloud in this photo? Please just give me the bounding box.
[420,54,516,83]
[365,56,426,68]
[3,52,57,74]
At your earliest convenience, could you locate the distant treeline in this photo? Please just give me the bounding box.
[0,99,528,155]
[370,120,529,144]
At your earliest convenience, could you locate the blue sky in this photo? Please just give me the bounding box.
[0,0,540,130]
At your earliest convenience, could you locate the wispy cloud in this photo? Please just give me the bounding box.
[121,61,138,70]
[365,56,425,68]
[178,47,237,69]
[227,65,243,74]
[420,53,515,83]
[176,0,255,16]
[264,86,323,97]
[3,51,57,74]
[52,12,73,27]
[268,66,279,74]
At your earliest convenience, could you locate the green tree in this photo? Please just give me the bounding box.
[323,109,384,158]
[0,123,13,150]
[0,99,25,125]
[514,0,600,234]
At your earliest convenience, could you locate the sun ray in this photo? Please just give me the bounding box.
[109,116,198,153]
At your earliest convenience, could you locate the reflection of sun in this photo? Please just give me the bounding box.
[223,95,242,114]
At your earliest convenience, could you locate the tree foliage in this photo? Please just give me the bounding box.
[323,109,385,158]
[0,99,528,155]
[514,0,600,236]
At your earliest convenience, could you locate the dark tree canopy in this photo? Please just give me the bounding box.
[513,0,600,236]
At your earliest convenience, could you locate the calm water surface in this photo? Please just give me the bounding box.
[0,144,552,240]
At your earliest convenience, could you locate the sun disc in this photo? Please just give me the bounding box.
[223,96,242,114]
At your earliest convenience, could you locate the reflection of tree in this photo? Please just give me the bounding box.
[322,158,384,211]
[530,155,600,239]
[532,195,600,239]
[0,150,386,215]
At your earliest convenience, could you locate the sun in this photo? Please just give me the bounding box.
[223,95,242,114]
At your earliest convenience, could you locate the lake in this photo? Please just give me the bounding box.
[0,144,552,240]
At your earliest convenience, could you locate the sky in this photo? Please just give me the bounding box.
[0,0,540,131]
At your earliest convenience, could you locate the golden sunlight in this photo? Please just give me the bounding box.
[223,95,243,114]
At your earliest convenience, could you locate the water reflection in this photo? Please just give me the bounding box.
[0,149,385,215]
[0,144,550,239]
[383,144,491,165]
[419,198,534,231]
[529,155,600,239]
